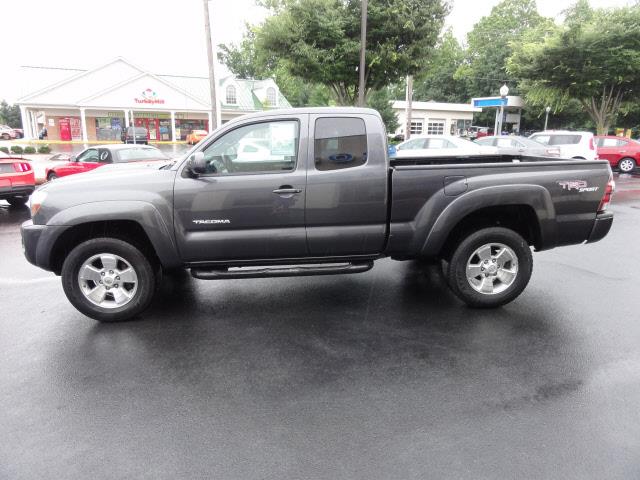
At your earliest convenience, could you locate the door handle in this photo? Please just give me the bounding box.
[272,187,302,194]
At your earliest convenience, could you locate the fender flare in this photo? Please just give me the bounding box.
[420,184,557,257]
[45,200,181,269]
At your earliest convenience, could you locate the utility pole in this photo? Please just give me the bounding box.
[203,0,219,131]
[405,75,413,140]
[357,0,368,107]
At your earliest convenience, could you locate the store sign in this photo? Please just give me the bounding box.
[134,88,165,105]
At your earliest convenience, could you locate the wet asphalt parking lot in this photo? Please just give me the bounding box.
[1,173,640,479]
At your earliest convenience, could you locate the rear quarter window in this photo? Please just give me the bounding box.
[547,135,581,145]
[314,117,367,171]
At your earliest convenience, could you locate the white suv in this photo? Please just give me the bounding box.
[528,131,598,160]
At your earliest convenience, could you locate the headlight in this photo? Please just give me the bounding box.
[30,190,48,217]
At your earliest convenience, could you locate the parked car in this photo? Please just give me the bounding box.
[474,135,561,157]
[0,124,18,140]
[0,155,35,206]
[121,127,149,144]
[45,144,169,181]
[21,107,614,322]
[186,130,208,145]
[394,135,498,158]
[466,126,492,140]
[529,131,598,161]
[13,128,24,139]
[29,153,73,184]
[595,135,640,173]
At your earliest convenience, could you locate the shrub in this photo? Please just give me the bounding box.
[37,144,51,154]
[10,145,23,154]
[23,146,36,154]
[0,146,9,154]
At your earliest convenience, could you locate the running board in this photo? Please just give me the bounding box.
[190,261,374,280]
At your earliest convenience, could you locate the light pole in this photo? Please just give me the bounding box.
[357,0,368,107]
[495,84,509,135]
[203,0,219,131]
[544,106,551,131]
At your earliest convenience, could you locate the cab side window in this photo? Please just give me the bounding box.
[201,120,298,175]
[314,117,367,171]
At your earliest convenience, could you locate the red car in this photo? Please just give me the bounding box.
[0,152,35,206]
[46,144,170,181]
[595,135,640,173]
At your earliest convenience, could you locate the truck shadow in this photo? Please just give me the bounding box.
[72,259,581,403]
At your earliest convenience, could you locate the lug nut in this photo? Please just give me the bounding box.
[99,280,103,284]
[105,286,110,290]
[492,259,496,263]
[101,272,105,276]
[116,276,120,280]
[114,284,119,288]
[109,270,114,274]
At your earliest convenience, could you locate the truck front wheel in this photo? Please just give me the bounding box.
[447,227,532,308]
[61,238,158,322]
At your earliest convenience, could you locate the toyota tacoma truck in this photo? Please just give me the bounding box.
[21,108,614,322]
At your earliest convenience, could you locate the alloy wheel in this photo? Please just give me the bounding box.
[466,243,519,295]
[77,253,138,308]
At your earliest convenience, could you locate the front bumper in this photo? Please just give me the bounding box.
[586,211,613,244]
[21,220,67,272]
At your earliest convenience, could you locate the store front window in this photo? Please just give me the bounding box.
[95,117,124,141]
[175,119,208,141]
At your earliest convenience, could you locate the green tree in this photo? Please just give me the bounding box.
[253,0,449,105]
[0,100,22,128]
[219,29,331,107]
[457,0,549,98]
[366,88,399,133]
[412,29,470,103]
[508,3,640,134]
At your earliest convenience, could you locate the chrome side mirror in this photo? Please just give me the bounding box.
[188,152,207,175]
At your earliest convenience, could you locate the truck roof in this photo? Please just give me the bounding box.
[226,107,382,125]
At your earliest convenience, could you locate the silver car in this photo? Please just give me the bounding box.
[475,136,561,157]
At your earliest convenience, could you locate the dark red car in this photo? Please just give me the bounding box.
[0,152,35,206]
[46,144,169,181]
[595,135,640,173]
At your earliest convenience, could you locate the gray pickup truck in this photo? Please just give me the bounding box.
[21,108,614,322]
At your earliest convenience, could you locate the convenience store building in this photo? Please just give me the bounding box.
[16,57,291,142]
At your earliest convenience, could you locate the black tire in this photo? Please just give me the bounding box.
[7,196,29,207]
[61,238,158,322]
[618,157,636,173]
[47,172,58,181]
[446,227,533,308]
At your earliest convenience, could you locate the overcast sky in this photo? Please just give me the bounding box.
[0,0,633,103]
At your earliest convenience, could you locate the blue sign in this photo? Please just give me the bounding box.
[473,97,508,108]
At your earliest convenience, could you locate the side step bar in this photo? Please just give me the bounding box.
[190,261,374,280]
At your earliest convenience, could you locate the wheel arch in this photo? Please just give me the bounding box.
[421,185,557,259]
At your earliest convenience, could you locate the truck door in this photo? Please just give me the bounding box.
[173,115,308,262]
[305,114,388,256]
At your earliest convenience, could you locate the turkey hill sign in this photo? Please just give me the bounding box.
[134,88,165,105]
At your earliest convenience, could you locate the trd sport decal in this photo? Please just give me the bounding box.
[557,180,599,193]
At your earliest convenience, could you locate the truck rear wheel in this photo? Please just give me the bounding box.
[447,227,532,308]
[61,238,158,322]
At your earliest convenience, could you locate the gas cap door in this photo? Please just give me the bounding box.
[443,176,468,196]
